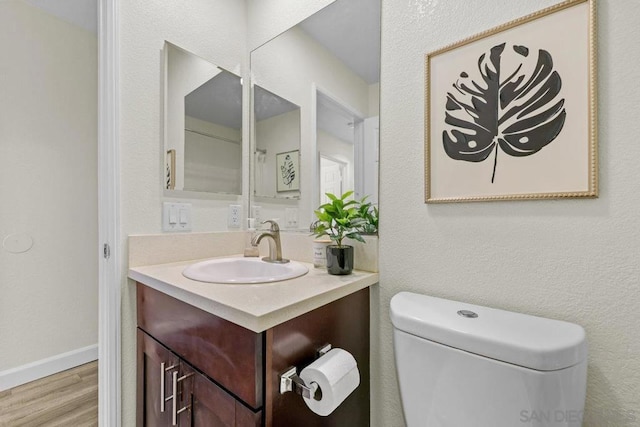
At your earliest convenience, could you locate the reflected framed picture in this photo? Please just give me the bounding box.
[425,0,597,203]
[276,150,300,192]
[166,149,176,190]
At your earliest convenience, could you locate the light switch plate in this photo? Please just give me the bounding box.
[163,202,192,232]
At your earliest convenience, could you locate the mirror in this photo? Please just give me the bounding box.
[253,85,301,199]
[249,0,380,230]
[164,41,242,195]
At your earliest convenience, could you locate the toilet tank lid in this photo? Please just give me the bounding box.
[390,292,587,371]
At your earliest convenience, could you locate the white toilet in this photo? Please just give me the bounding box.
[390,292,587,427]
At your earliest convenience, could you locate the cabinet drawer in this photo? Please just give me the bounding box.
[137,284,264,409]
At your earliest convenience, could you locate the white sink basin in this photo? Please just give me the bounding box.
[182,257,309,284]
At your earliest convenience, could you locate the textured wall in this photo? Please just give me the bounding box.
[0,1,98,372]
[375,0,640,426]
[119,1,246,424]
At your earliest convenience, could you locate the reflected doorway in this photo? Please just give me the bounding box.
[316,90,359,205]
[319,155,347,204]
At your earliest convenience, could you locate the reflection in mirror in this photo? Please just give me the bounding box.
[317,91,379,205]
[253,86,301,198]
[317,92,355,204]
[249,0,380,230]
[164,41,242,195]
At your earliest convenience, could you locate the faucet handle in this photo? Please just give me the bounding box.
[262,219,280,232]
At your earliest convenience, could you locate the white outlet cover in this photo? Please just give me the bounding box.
[285,208,298,228]
[252,205,262,224]
[228,204,242,228]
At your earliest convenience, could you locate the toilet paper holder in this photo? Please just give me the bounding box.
[279,344,332,400]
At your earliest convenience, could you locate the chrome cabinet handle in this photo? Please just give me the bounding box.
[171,371,178,425]
[171,371,193,426]
[160,362,176,413]
[160,362,166,413]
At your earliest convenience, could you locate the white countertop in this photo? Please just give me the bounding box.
[128,256,378,333]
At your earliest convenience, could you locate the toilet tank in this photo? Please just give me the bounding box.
[390,292,588,427]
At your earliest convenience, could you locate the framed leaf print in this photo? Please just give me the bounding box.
[276,150,300,192]
[166,149,176,190]
[425,0,597,203]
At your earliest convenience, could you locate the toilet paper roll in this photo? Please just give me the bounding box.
[299,348,360,416]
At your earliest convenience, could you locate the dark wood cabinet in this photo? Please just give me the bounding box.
[137,283,263,409]
[137,283,369,427]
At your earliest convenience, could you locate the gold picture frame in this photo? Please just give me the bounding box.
[425,0,597,203]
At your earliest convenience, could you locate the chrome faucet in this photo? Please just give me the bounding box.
[251,220,289,264]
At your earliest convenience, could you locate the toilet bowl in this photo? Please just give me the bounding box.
[390,292,587,427]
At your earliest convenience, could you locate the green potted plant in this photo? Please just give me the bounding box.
[313,191,365,275]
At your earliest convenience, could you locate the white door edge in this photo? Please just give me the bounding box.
[98,0,121,425]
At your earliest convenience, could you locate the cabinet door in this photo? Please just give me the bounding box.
[265,287,370,427]
[137,330,181,427]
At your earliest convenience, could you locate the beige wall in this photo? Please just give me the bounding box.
[0,1,98,372]
[119,0,247,424]
[375,0,640,426]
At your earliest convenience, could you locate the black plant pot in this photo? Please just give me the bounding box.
[326,245,354,275]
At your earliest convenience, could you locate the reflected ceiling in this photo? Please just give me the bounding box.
[299,0,381,84]
[185,71,243,130]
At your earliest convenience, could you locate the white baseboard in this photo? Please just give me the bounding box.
[0,344,98,392]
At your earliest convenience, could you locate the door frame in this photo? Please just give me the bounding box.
[98,0,121,425]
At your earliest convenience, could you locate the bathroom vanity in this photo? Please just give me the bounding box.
[130,257,377,427]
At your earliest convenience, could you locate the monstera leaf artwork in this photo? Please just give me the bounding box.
[443,43,566,183]
[280,154,296,188]
[276,150,300,192]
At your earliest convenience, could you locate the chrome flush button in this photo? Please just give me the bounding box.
[457,310,478,318]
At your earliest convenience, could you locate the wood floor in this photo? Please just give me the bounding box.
[0,361,98,426]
